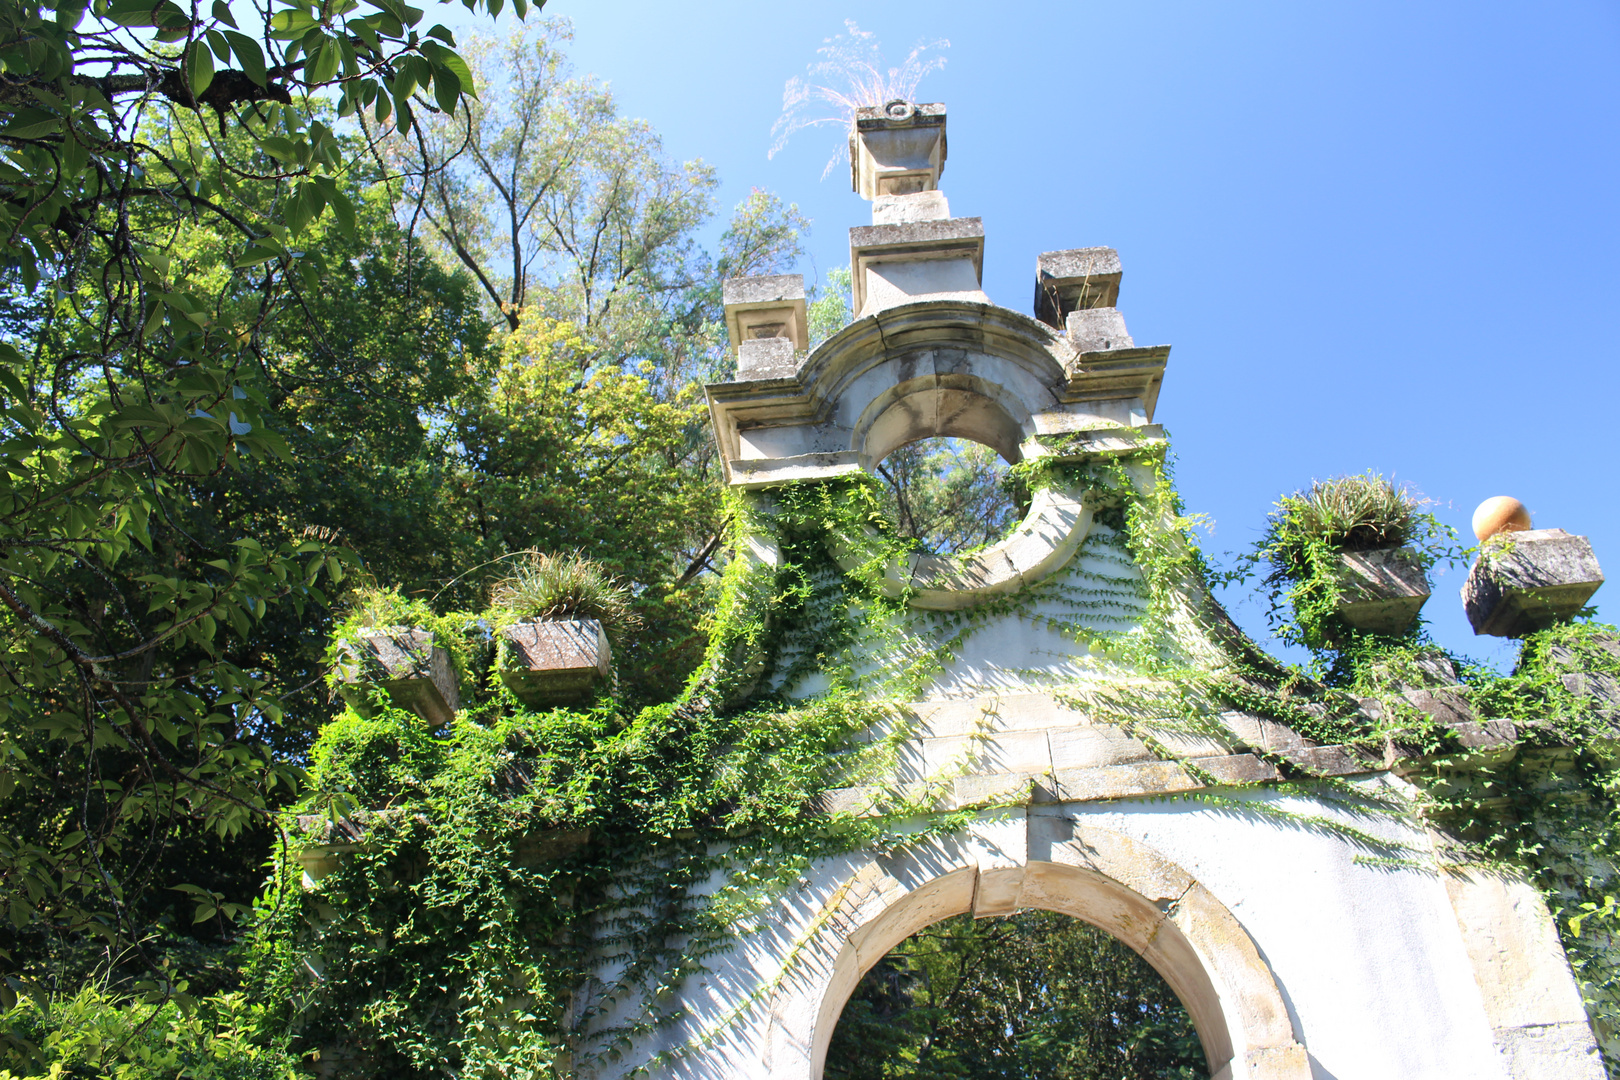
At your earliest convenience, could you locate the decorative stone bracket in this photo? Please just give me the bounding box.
[333,627,459,726]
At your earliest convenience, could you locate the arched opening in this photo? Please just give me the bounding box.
[824,907,1205,1079]
[873,436,1028,556]
[775,831,1310,1080]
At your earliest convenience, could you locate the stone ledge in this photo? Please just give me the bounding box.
[828,485,1094,610]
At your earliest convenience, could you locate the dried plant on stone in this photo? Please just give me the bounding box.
[770,19,949,178]
[490,551,643,633]
[1264,473,1423,578]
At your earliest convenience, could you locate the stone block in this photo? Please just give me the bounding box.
[1064,307,1133,353]
[1402,687,1475,727]
[499,618,610,706]
[1335,546,1431,635]
[333,627,459,726]
[736,337,797,380]
[1047,724,1156,770]
[1194,753,1282,785]
[1049,759,1199,802]
[1034,247,1123,327]
[1463,529,1604,637]
[722,273,808,354]
[1559,672,1620,721]
[849,101,946,199]
[872,190,950,224]
[1284,744,1377,776]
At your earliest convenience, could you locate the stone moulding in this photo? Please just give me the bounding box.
[1462,528,1605,637]
[828,485,1096,611]
[1334,545,1431,634]
[705,299,1171,490]
[333,626,459,727]
[499,618,611,706]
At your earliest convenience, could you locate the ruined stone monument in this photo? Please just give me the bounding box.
[308,101,1612,1080]
[669,102,1607,1080]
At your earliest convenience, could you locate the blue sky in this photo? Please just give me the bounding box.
[481,0,1619,669]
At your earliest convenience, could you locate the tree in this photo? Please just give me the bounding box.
[364,20,811,699]
[0,0,506,987]
[825,909,1205,1080]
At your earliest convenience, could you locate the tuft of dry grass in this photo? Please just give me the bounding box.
[488,552,642,633]
[1266,472,1422,577]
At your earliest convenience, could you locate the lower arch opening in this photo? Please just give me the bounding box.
[824,907,1207,1080]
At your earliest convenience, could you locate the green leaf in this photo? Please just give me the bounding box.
[224,31,267,87]
[211,0,238,28]
[327,187,356,237]
[186,44,215,99]
[256,136,298,163]
[306,35,340,83]
[431,62,459,114]
[267,8,319,37]
[437,49,476,99]
[5,107,60,140]
[206,28,231,64]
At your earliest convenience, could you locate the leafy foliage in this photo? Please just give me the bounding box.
[1227,472,1462,652]
[0,0,516,986]
[0,985,298,1080]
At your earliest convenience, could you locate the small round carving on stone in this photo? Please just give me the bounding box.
[883,99,915,124]
[1472,495,1532,541]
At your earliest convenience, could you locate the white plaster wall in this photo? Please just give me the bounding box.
[581,791,1598,1080]
[1059,785,1509,1080]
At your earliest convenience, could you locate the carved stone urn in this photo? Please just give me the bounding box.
[1333,546,1431,635]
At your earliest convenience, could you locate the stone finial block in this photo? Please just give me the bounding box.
[1334,546,1431,635]
[500,618,611,706]
[848,217,986,318]
[1463,529,1604,637]
[722,274,808,355]
[1034,247,1123,327]
[1065,308,1134,353]
[334,627,459,726]
[849,101,947,199]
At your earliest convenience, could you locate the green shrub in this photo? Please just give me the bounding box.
[0,987,298,1080]
[1263,472,1418,577]
[307,707,445,809]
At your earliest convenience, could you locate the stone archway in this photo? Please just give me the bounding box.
[765,817,1310,1080]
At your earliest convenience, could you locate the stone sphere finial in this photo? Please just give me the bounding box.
[1472,496,1532,542]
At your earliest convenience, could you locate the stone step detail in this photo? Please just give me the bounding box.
[332,627,459,726]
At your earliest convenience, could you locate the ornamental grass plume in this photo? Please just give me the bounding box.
[769,20,948,178]
[488,551,642,634]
